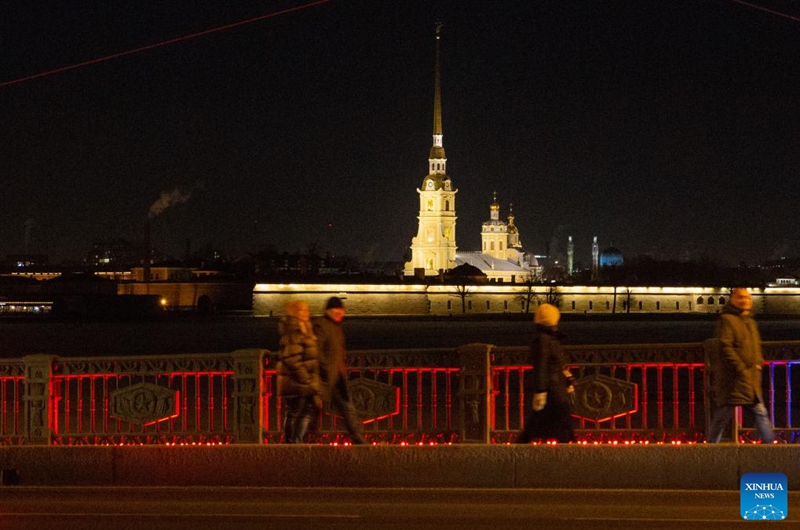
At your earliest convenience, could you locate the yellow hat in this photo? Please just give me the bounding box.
[534,303,560,327]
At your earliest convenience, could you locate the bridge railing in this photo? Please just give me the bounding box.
[1,341,798,445]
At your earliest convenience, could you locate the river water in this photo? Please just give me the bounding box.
[2,314,799,357]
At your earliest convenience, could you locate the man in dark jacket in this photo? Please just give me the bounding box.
[707,288,775,443]
[312,297,366,445]
[517,303,576,443]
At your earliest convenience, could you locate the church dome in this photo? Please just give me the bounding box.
[599,246,624,267]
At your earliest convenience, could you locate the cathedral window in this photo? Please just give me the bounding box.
[707,297,714,305]
[697,296,704,305]
[719,297,725,305]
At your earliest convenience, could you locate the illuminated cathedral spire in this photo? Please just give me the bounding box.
[404,24,457,277]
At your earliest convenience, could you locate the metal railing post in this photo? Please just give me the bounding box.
[702,339,718,442]
[231,349,266,444]
[22,355,57,445]
[457,343,493,443]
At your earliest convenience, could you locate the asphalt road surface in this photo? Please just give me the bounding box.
[2,315,800,357]
[3,487,795,530]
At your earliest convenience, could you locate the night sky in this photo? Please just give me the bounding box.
[3,1,800,267]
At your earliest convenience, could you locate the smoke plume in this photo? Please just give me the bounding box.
[148,187,192,219]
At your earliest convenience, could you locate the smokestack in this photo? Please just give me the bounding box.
[143,219,151,283]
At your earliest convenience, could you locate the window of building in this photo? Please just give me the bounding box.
[468,300,473,310]
[638,301,643,310]
[697,296,704,305]
[719,297,725,305]
[499,242,504,250]
[606,301,610,310]
[445,200,450,211]
[504,300,508,310]
[447,300,451,310]
[490,242,495,251]
[676,301,680,310]
[589,301,593,310]
[708,297,714,305]
[571,301,576,310]
[656,301,661,310]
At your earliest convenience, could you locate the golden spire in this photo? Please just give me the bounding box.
[433,23,442,137]
[429,24,446,161]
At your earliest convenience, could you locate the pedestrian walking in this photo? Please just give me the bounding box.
[707,288,775,443]
[517,303,576,444]
[312,297,366,445]
[277,300,322,443]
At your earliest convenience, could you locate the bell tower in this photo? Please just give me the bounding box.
[404,25,457,277]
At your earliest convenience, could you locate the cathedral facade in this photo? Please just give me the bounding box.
[404,27,541,283]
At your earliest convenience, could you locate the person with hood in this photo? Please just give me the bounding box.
[516,303,576,443]
[312,297,366,445]
[707,288,775,444]
[277,300,322,443]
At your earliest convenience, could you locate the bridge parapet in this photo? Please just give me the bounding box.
[0,341,797,445]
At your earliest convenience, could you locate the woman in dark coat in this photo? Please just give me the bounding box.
[277,300,322,443]
[517,303,576,443]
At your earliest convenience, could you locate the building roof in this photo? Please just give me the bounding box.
[455,251,531,272]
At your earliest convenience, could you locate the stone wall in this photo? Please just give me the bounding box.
[254,283,800,316]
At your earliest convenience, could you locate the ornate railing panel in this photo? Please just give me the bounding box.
[50,354,236,445]
[263,348,463,444]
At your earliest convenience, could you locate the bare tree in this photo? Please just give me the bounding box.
[514,273,538,313]
[451,282,473,313]
[624,288,637,314]
[545,285,562,308]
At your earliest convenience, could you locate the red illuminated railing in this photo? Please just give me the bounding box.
[49,355,236,445]
[0,361,24,445]
[1,341,798,445]
[261,349,462,444]
[491,344,708,443]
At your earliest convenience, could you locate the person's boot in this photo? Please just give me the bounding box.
[283,414,297,444]
[295,413,313,443]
